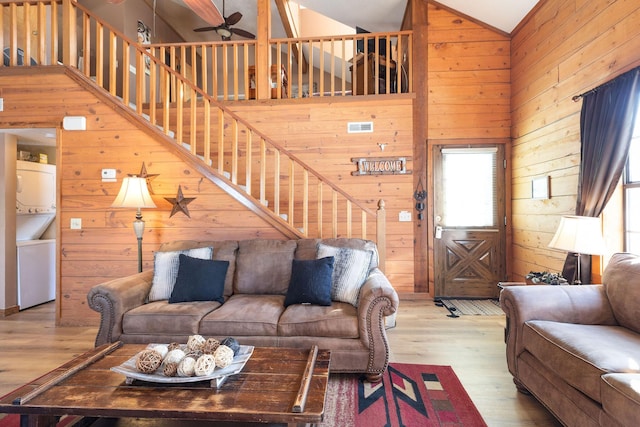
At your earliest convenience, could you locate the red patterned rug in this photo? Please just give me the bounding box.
[324,363,487,426]
[0,363,485,427]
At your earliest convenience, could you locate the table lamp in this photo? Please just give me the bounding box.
[111,176,156,272]
[548,215,607,284]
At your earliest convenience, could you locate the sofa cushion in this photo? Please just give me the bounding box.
[199,294,286,336]
[603,252,640,334]
[278,302,359,338]
[148,247,213,301]
[284,257,334,307]
[122,300,221,335]
[158,240,239,298]
[317,243,373,306]
[296,238,379,270]
[234,239,297,294]
[169,255,229,304]
[601,373,640,427]
[524,320,640,402]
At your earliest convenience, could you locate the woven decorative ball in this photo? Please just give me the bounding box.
[164,348,186,365]
[150,344,169,359]
[185,349,203,359]
[135,349,163,374]
[177,356,197,377]
[187,334,206,352]
[214,345,234,368]
[163,361,178,377]
[203,338,220,354]
[167,342,182,352]
[194,354,216,376]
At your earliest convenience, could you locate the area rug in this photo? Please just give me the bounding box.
[324,362,487,426]
[436,298,503,317]
[0,364,486,427]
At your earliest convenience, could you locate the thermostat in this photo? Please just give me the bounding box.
[102,168,117,182]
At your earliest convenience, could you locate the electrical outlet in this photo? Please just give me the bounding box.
[399,211,412,222]
[70,218,82,230]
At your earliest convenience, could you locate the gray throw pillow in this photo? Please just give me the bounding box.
[148,246,213,301]
[316,243,373,306]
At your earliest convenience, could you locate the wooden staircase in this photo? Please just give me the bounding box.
[0,0,386,259]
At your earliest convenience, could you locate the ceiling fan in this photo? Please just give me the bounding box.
[193,0,256,41]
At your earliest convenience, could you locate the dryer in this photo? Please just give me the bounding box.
[16,160,56,309]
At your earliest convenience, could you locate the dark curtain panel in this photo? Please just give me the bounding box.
[562,67,640,284]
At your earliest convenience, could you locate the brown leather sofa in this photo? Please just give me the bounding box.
[88,238,399,381]
[500,252,640,427]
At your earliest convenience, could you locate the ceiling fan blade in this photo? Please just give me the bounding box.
[225,11,243,26]
[183,0,224,27]
[230,27,256,40]
[193,26,220,32]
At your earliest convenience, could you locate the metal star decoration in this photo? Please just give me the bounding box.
[128,162,159,194]
[164,185,196,218]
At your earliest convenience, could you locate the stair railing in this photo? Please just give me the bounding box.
[0,0,386,243]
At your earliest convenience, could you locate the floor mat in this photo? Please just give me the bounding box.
[435,299,503,316]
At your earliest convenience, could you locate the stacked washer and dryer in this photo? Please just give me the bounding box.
[16,159,56,310]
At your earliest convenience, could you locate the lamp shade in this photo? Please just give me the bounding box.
[111,177,156,209]
[548,215,607,255]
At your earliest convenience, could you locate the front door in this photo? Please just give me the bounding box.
[433,145,506,298]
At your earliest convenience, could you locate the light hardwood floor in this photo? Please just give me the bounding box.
[0,298,561,426]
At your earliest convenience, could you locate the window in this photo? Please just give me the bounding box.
[624,107,640,253]
[440,147,498,227]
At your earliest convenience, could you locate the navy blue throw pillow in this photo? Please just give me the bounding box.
[284,257,334,307]
[169,254,229,304]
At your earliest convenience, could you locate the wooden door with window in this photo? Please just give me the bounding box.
[433,145,506,298]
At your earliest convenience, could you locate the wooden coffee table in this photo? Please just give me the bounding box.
[0,342,331,426]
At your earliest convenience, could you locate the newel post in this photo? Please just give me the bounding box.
[62,0,77,67]
[376,199,386,272]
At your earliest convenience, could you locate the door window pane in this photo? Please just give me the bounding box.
[441,148,497,227]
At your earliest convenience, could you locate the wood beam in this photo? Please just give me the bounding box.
[411,0,429,293]
[256,0,271,100]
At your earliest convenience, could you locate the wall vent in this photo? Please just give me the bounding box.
[347,121,374,133]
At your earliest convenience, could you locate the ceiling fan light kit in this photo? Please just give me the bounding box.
[191,0,256,40]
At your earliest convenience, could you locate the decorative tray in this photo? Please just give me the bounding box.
[111,344,254,388]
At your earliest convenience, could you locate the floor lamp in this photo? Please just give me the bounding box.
[548,215,607,284]
[111,177,156,273]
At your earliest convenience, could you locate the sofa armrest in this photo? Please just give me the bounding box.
[357,268,399,377]
[87,270,154,347]
[499,284,617,378]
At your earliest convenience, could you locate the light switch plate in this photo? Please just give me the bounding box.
[70,218,82,230]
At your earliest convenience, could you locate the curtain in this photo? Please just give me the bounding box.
[562,67,640,284]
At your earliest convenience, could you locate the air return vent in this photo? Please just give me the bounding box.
[347,121,374,133]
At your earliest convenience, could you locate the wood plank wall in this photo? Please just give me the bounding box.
[425,4,511,289]
[228,97,415,293]
[0,69,414,326]
[510,0,640,281]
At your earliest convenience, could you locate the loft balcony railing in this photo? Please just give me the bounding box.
[146,32,412,101]
[0,0,388,256]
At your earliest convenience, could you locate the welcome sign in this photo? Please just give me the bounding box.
[351,157,412,176]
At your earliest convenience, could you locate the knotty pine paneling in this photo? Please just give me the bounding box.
[511,0,640,279]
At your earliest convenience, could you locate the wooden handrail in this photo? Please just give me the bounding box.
[0,0,388,243]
